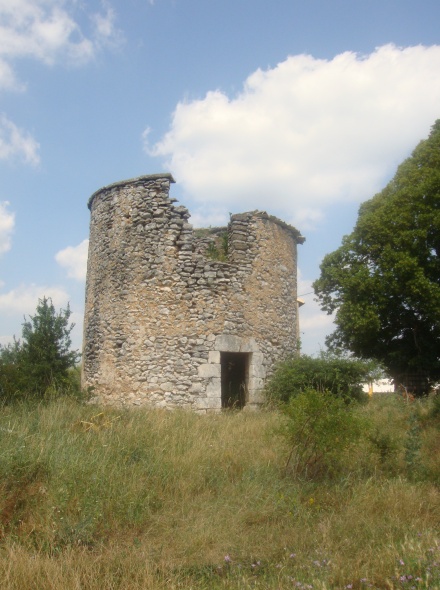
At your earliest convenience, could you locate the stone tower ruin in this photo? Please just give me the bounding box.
[82,173,304,411]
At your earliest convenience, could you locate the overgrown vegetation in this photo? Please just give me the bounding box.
[0,392,439,588]
[206,232,229,261]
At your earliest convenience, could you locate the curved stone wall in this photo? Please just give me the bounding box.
[82,173,304,411]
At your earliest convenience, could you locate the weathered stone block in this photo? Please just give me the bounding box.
[208,350,221,363]
[248,377,265,390]
[190,382,204,393]
[198,364,221,378]
[205,378,221,396]
[214,334,241,352]
[159,382,174,392]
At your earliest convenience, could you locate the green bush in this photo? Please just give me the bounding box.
[279,388,367,479]
[266,353,378,404]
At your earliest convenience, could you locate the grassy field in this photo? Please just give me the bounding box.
[0,394,439,589]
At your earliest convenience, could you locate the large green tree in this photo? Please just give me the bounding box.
[313,121,440,395]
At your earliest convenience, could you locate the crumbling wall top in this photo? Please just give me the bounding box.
[87,173,176,210]
[232,210,305,244]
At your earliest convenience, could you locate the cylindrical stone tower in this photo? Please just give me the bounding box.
[82,173,304,411]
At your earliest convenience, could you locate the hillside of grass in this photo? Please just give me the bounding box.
[0,395,439,589]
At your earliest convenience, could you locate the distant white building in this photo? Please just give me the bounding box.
[363,378,394,395]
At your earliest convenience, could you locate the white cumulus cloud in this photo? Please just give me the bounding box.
[0,115,40,165]
[0,0,121,165]
[297,269,334,355]
[148,44,440,228]
[0,0,118,66]
[55,239,89,281]
[0,284,70,316]
[90,4,122,49]
[0,201,14,255]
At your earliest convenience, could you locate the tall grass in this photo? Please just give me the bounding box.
[0,395,439,588]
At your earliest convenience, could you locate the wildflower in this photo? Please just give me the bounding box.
[290,553,296,558]
[346,585,353,589]
[399,559,405,566]
[251,561,261,569]
[224,554,231,563]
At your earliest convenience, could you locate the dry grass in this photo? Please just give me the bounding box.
[0,395,439,588]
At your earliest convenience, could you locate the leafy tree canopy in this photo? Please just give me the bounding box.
[0,297,81,399]
[313,120,440,394]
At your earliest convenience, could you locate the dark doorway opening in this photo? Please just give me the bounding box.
[221,352,250,409]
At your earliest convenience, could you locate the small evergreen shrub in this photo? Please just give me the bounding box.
[0,297,81,401]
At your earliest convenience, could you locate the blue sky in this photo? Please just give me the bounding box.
[1,0,440,356]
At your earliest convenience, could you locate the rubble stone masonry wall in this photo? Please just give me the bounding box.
[82,173,304,411]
